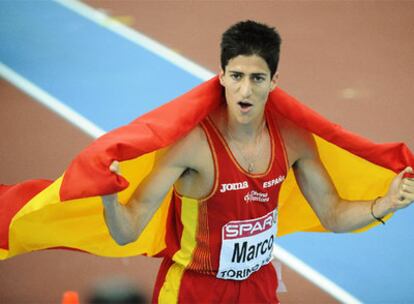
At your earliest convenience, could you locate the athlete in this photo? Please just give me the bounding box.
[101,20,414,303]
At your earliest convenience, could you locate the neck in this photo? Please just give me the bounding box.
[226,112,266,143]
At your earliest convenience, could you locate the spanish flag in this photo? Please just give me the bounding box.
[1,76,413,260]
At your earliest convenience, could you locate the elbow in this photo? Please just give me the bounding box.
[322,216,347,233]
[110,231,139,246]
[114,237,134,246]
[104,218,140,246]
[321,219,336,233]
[321,213,343,233]
[326,224,344,234]
[321,198,347,233]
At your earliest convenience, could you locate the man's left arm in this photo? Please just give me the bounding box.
[293,133,414,233]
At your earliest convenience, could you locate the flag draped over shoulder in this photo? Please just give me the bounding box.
[1,76,413,260]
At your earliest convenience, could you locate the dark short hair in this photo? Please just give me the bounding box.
[220,20,281,77]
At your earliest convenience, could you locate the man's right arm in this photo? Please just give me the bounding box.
[101,129,200,245]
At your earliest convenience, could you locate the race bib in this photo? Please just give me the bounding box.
[216,209,277,280]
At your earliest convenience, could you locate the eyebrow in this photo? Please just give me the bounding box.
[228,71,267,77]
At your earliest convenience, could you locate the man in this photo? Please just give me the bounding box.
[101,20,414,303]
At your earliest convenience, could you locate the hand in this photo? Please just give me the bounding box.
[385,167,414,212]
[109,160,120,175]
[101,160,121,205]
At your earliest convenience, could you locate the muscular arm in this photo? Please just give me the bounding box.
[102,127,203,245]
[284,121,413,233]
[293,137,384,233]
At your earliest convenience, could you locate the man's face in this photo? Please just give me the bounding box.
[219,54,278,125]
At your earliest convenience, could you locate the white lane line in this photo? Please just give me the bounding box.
[0,62,105,138]
[273,245,362,304]
[7,1,362,303]
[54,0,215,81]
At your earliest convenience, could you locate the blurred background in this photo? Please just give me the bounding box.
[1,1,413,303]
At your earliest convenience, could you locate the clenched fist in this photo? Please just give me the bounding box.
[386,167,414,212]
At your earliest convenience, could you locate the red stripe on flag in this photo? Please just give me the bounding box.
[0,180,52,249]
[269,89,414,173]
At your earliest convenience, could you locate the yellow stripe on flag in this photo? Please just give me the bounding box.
[0,248,8,260]
[6,151,171,259]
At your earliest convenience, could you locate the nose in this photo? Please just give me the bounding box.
[240,78,252,98]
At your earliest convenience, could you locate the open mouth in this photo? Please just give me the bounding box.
[238,101,253,110]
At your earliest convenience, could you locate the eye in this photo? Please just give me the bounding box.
[252,75,266,83]
[230,73,242,81]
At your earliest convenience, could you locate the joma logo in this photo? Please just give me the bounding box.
[220,181,249,193]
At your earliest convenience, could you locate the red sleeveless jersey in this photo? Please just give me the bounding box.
[163,111,288,280]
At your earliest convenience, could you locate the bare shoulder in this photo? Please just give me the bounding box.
[163,123,215,198]
[156,124,210,171]
[275,113,318,167]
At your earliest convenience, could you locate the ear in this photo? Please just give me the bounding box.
[270,72,279,91]
[219,69,225,86]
